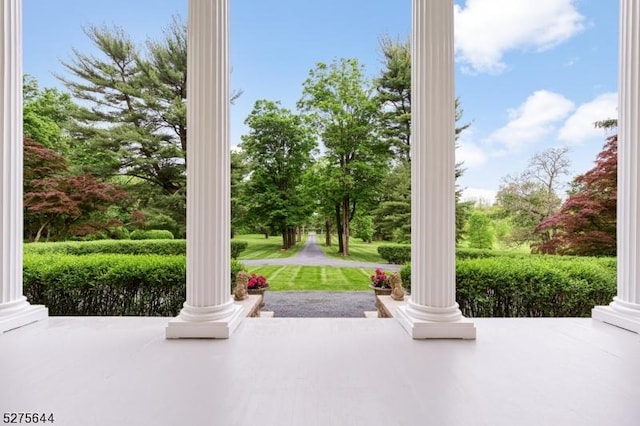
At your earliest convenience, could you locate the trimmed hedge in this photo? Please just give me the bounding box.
[130,229,174,240]
[379,245,527,264]
[24,254,247,316]
[378,244,411,264]
[24,239,249,259]
[230,241,248,259]
[399,256,615,317]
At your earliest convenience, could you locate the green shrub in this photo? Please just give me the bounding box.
[230,259,245,291]
[24,254,247,316]
[24,239,248,258]
[130,229,174,240]
[230,240,248,259]
[24,254,186,316]
[378,244,411,264]
[399,255,615,317]
[399,263,411,291]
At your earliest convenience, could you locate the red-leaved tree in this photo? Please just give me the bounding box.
[533,135,617,256]
[23,137,126,242]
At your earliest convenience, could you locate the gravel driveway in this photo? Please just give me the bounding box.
[243,233,397,317]
[262,291,376,318]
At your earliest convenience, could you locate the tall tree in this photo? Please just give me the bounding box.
[376,35,411,162]
[299,58,389,256]
[534,134,617,256]
[495,147,570,246]
[57,18,241,237]
[375,36,471,242]
[241,100,316,249]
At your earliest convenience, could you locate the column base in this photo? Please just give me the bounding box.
[166,303,243,339]
[0,304,48,333]
[396,305,476,339]
[592,302,640,334]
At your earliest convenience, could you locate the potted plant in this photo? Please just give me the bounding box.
[247,273,269,295]
[369,268,392,295]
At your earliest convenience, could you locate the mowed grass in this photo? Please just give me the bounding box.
[246,265,382,291]
[318,235,393,263]
[235,234,307,259]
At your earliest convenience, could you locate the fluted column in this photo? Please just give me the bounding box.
[166,0,242,339]
[396,0,475,339]
[593,0,640,334]
[0,0,47,333]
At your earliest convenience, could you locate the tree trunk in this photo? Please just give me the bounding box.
[281,227,288,249]
[288,227,295,248]
[325,216,332,246]
[297,226,302,242]
[342,196,350,256]
[335,203,344,254]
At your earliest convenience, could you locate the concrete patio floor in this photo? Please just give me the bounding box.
[1,316,639,426]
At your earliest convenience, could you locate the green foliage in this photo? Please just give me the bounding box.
[23,75,75,152]
[240,99,316,249]
[299,58,389,256]
[230,241,248,259]
[57,20,194,234]
[130,229,174,240]
[377,244,411,264]
[466,210,494,249]
[230,259,246,291]
[399,263,411,291]
[401,256,615,317]
[351,214,375,243]
[24,239,248,259]
[24,253,247,316]
[24,254,186,316]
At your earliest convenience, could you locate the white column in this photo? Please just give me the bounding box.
[396,0,475,339]
[592,0,640,334]
[166,0,242,339]
[0,0,47,333]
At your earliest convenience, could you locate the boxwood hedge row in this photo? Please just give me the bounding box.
[24,239,248,259]
[399,256,615,317]
[378,244,528,264]
[24,254,246,316]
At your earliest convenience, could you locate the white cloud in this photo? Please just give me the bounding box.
[454,0,585,73]
[558,92,618,144]
[455,128,488,167]
[461,187,497,205]
[489,90,575,149]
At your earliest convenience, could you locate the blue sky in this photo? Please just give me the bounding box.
[23,0,619,203]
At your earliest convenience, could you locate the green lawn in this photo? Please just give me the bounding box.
[246,265,386,291]
[235,234,307,259]
[318,235,395,263]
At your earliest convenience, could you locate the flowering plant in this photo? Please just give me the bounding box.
[247,273,269,289]
[370,268,391,289]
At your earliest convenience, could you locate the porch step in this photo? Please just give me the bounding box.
[260,311,274,318]
[364,311,378,318]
